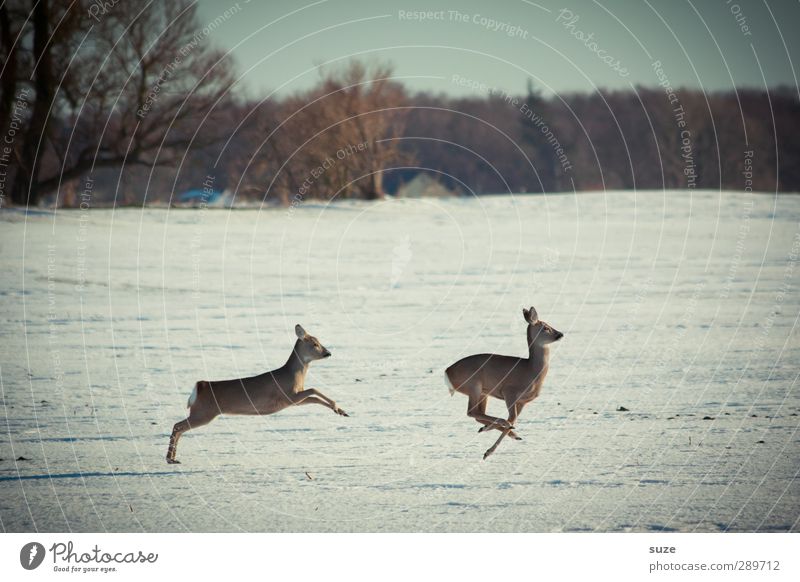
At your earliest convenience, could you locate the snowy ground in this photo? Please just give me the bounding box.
[1,190,798,532]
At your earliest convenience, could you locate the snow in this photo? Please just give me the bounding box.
[1,190,798,532]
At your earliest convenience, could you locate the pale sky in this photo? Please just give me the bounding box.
[196,0,800,98]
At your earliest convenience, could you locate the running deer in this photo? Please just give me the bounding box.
[166,324,348,464]
[445,306,563,459]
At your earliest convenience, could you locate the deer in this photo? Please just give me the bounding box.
[445,306,563,460]
[166,324,348,464]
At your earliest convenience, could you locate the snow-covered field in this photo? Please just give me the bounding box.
[1,190,798,532]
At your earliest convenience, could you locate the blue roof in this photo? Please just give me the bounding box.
[178,189,222,203]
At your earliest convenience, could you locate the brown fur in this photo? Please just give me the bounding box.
[166,324,347,463]
[445,306,563,459]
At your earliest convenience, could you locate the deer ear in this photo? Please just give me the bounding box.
[525,306,539,324]
[522,308,530,322]
[295,324,307,339]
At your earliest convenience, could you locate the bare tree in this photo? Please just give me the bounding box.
[241,61,411,204]
[318,61,410,199]
[1,0,235,206]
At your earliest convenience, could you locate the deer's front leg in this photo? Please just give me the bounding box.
[483,403,521,460]
[478,399,525,440]
[477,419,522,440]
[479,396,525,439]
[291,389,349,416]
[307,387,349,416]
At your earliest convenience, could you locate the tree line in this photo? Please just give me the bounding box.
[1,1,797,208]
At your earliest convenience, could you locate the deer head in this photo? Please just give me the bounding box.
[294,324,332,363]
[524,306,564,347]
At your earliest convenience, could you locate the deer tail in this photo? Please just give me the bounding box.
[187,381,207,408]
[444,369,456,396]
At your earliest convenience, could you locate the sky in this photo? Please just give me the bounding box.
[196,0,800,98]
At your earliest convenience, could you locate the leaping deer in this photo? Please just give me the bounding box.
[166,324,348,464]
[445,306,563,459]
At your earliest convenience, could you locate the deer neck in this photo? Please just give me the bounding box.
[527,327,550,374]
[529,344,549,372]
[285,340,310,386]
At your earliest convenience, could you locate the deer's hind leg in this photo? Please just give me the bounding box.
[483,397,524,460]
[166,407,218,464]
[466,389,517,435]
[476,396,524,440]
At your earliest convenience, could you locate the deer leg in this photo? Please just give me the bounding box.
[166,413,215,464]
[166,420,188,464]
[309,388,349,416]
[291,390,349,416]
[479,396,526,440]
[303,388,341,410]
[493,399,525,441]
[467,392,515,432]
[483,428,511,460]
[475,419,521,440]
[483,402,521,460]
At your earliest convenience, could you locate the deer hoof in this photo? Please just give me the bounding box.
[166,458,181,464]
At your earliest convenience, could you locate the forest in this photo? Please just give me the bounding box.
[1,1,797,208]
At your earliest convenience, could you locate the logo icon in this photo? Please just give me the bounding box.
[20,542,46,570]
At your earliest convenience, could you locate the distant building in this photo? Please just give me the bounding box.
[395,174,456,198]
[175,188,234,207]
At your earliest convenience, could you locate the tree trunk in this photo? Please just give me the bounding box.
[0,4,18,138]
[369,170,384,199]
[0,3,19,207]
[10,0,52,207]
